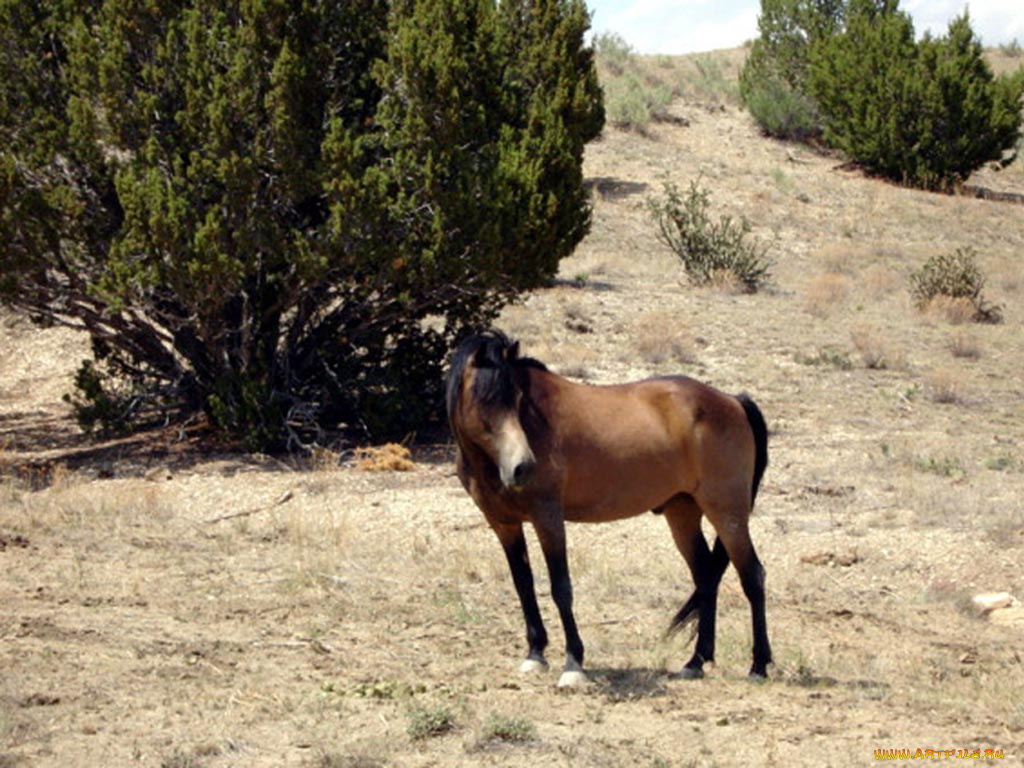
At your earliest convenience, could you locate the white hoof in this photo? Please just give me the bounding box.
[520,658,548,675]
[557,670,589,689]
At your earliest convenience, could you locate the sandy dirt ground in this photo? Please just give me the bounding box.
[2,52,1023,768]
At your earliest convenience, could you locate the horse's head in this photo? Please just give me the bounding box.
[446,331,538,490]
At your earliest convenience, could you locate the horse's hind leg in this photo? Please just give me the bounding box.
[663,497,729,678]
[491,522,549,673]
[678,538,730,678]
[703,497,772,679]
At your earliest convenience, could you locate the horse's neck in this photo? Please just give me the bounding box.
[524,367,583,422]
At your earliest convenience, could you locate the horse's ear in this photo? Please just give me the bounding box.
[473,345,490,368]
[506,341,520,362]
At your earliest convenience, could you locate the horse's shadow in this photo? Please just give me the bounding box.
[584,176,649,201]
[585,666,670,700]
[783,669,890,697]
[583,666,889,701]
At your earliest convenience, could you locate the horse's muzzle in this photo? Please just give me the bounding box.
[511,458,536,487]
[500,457,536,490]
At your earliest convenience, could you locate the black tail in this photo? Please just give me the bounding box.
[665,592,700,638]
[737,394,768,506]
[665,536,730,640]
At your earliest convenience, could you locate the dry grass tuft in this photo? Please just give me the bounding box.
[924,295,978,325]
[355,444,416,472]
[818,244,858,276]
[308,446,343,472]
[805,272,850,317]
[707,267,745,294]
[563,301,595,334]
[992,253,1021,294]
[860,264,901,299]
[850,325,905,370]
[630,312,697,366]
[317,749,387,768]
[948,332,983,360]
[925,368,971,405]
[920,579,975,617]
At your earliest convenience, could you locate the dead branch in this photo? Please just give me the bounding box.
[203,489,294,524]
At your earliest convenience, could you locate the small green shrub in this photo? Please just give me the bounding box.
[593,30,634,74]
[999,38,1022,57]
[603,73,673,131]
[160,751,201,768]
[480,713,536,744]
[316,755,384,768]
[406,704,454,740]
[795,348,853,371]
[63,360,139,437]
[915,455,966,479]
[648,179,772,292]
[743,77,821,140]
[909,248,1002,323]
[738,0,841,139]
[985,455,1014,472]
[689,54,740,105]
[594,30,687,131]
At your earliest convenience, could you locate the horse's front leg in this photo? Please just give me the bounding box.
[491,521,549,673]
[531,506,587,688]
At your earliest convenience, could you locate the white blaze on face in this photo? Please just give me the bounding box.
[491,411,535,488]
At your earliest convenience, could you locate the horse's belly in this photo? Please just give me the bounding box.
[561,464,686,523]
[562,499,654,523]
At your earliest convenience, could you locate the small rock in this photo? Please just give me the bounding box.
[972,592,1017,615]
[144,466,173,482]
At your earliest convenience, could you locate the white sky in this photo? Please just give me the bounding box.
[586,1,1024,54]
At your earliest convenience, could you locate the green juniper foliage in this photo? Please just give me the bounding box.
[808,1,1023,189]
[0,0,603,448]
[739,0,844,139]
[742,0,1023,185]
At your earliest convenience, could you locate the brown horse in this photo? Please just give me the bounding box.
[445,330,771,687]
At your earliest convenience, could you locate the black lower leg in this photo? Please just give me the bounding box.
[543,546,584,673]
[501,532,548,664]
[738,552,772,678]
[690,537,730,669]
[680,536,729,676]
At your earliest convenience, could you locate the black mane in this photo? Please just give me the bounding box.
[445,330,546,429]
